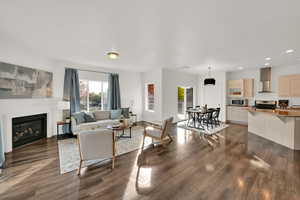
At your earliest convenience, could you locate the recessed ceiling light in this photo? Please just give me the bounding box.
[265,63,270,66]
[285,49,294,54]
[180,66,191,70]
[265,57,271,61]
[237,67,244,70]
[107,51,119,59]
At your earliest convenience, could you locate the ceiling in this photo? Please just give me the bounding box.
[0,0,300,72]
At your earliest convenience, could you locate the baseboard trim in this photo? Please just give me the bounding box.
[226,120,248,126]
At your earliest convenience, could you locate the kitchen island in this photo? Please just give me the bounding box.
[247,107,300,150]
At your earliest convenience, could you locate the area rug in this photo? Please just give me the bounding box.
[177,122,229,135]
[58,126,152,174]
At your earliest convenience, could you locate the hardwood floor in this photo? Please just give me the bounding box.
[1,124,300,200]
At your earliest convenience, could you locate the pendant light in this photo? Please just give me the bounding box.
[204,66,216,85]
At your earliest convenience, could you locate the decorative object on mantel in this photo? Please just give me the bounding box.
[204,66,216,86]
[0,61,53,99]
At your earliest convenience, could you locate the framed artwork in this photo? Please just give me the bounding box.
[0,62,53,99]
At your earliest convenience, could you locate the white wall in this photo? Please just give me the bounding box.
[227,65,300,106]
[141,69,162,122]
[162,69,198,122]
[198,71,227,122]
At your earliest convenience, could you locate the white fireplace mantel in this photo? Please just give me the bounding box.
[0,98,61,153]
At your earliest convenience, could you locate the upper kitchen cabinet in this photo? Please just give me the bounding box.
[278,76,291,97]
[290,75,300,97]
[278,74,300,97]
[243,79,254,97]
[227,79,254,97]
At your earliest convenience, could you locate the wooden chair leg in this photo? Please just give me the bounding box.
[168,134,173,143]
[141,134,146,152]
[112,156,115,169]
[77,160,82,176]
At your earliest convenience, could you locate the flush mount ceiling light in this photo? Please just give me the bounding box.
[237,67,244,70]
[285,49,294,54]
[265,63,270,66]
[204,66,216,86]
[107,51,119,59]
[265,57,271,61]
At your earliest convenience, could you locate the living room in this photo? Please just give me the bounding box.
[1,1,300,200]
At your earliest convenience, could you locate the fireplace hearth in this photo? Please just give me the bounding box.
[12,113,47,148]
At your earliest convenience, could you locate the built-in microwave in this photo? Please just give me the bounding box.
[231,99,248,106]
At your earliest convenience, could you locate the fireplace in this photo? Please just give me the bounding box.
[12,113,47,148]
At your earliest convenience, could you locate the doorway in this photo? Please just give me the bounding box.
[178,87,194,118]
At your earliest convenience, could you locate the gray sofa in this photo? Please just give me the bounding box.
[71,110,132,135]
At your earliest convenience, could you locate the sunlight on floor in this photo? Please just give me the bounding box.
[250,155,270,170]
[0,158,55,195]
[176,127,192,145]
[121,136,152,199]
[137,167,152,188]
[177,114,187,120]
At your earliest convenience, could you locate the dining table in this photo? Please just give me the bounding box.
[186,108,215,129]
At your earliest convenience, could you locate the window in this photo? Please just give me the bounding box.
[79,80,108,112]
[145,83,155,111]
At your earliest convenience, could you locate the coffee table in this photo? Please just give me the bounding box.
[107,124,132,139]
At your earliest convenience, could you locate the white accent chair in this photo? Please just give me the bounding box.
[77,128,116,175]
[141,117,174,151]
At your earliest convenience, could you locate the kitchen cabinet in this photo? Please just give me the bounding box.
[226,106,248,124]
[290,76,300,97]
[243,79,254,97]
[227,79,254,98]
[278,76,290,97]
[278,74,300,97]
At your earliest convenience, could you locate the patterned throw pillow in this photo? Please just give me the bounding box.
[84,112,96,122]
[111,109,122,119]
[72,112,86,124]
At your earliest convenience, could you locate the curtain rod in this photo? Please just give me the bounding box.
[77,69,112,75]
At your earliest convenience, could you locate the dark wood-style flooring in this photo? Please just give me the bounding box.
[1,124,300,200]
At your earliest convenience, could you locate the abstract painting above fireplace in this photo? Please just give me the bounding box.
[0,61,53,99]
[12,114,47,148]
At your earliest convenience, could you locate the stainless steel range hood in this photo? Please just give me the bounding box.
[259,67,272,93]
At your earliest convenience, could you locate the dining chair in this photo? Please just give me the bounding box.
[202,109,214,129]
[186,107,193,126]
[141,117,174,151]
[212,108,221,126]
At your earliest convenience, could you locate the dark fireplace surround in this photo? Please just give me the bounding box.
[12,113,47,148]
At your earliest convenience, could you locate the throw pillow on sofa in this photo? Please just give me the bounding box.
[94,110,111,120]
[111,109,122,119]
[84,112,96,122]
[72,112,86,124]
[121,107,130,118]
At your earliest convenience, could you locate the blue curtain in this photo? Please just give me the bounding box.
[0,120,5,168]
[63,68,80,114]
[108,73,121,110]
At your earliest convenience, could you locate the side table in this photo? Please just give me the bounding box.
[130,113,137,126]
[57,121,71,140]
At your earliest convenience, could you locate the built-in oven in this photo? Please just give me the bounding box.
[255,100,277,110]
